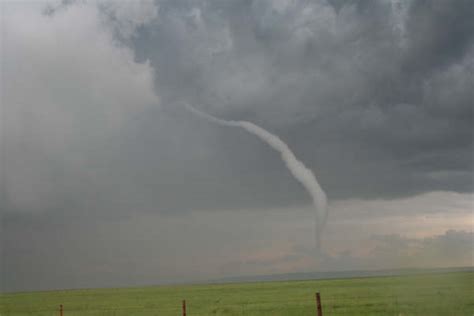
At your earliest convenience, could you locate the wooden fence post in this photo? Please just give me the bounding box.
[59,304,63,316]
[315,292,323,316]
[182,299,186,316]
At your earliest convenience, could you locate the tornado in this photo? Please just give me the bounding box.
[184,103,328,252]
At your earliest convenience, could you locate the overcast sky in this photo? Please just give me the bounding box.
[1,0,473,292]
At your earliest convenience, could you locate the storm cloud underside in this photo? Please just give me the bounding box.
[1,0,473,291]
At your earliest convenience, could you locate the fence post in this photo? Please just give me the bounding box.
[59,304,63,316]
[182,299,186,316]
[315,292,323,316]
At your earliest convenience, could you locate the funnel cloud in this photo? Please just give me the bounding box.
[184,103,328,251]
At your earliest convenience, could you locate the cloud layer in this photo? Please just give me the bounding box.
[132,0,473,202]
[1,0,473,291]
[3,0,473,216]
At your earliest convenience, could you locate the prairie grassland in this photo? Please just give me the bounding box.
[1,271,472,315]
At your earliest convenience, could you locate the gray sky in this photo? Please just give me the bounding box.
[1,0,473,292]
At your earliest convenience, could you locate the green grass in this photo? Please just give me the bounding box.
[1,271,473,315]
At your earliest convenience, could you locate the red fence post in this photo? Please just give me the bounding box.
[315,292,323,316]
[59,304,64,316]
[182,299,186,316]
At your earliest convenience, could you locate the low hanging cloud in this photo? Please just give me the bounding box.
[221,230,474,275]
[366,230,473,269]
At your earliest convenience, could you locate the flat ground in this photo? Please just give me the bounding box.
[1,271,472,315]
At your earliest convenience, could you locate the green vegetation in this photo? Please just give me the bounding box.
[1,271,472,315]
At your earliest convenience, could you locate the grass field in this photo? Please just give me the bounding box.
[1,271,472,315]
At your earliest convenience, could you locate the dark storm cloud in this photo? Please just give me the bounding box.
[2,0,473,292]
[3,0,472,217]
[403,0,474,73]
[126,0,474,203]
[2,0,472,216]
